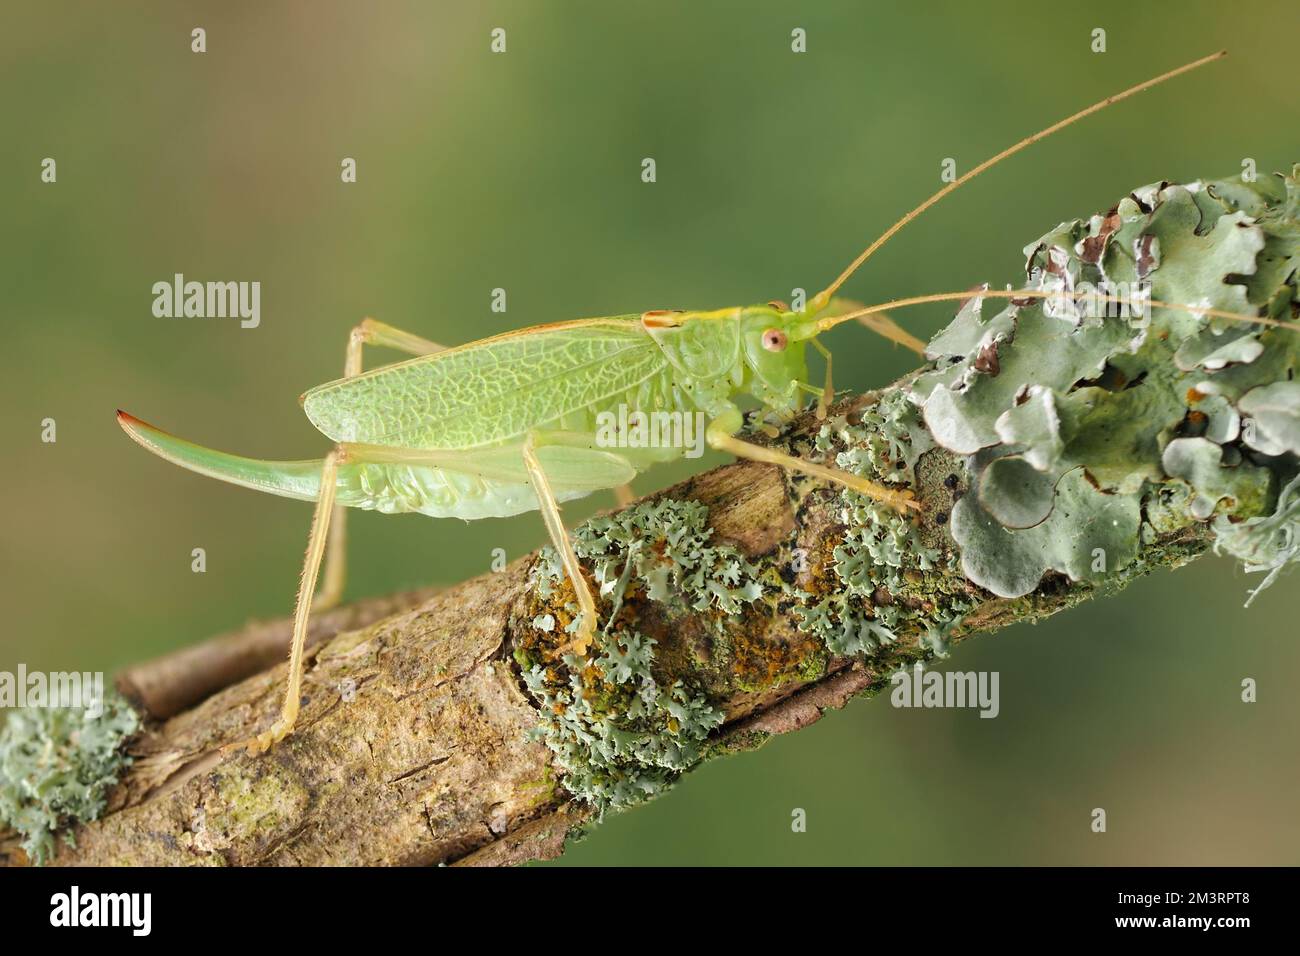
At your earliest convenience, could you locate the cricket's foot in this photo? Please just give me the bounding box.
[850,477,921,515]
[221,719,294,757]
[557,615,597,657]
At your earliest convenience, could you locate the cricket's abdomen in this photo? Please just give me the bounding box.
[334,460,593,520]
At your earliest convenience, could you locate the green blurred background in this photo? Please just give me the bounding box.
[3,1,1296,865]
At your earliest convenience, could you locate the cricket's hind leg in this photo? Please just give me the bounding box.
[225,448,343,755]
[343,317,449,378]
[313,318,449,611]
[220,426,628,755]
[705,406,919,514]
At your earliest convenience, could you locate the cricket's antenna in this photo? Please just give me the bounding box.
[816,287,1293,336]
[807,50,1228,314]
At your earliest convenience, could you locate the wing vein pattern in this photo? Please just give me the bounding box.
[302,318,667,449]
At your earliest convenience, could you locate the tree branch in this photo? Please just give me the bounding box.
[0,387,1210,867]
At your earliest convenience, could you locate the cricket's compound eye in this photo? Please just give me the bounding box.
[761,328,788,352]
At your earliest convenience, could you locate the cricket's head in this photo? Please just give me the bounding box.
[738,303,814,412]
[641,304,811,414]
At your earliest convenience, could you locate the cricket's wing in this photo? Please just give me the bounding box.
[301,317,668,449]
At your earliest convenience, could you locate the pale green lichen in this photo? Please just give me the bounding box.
[0,691,139,864]
[1161,437,1273,520]
[1238,382,1300,456]
[798,390,975,658]
[522,498,745,810]
[207,762,308,841]
[1214,471,1300,606]
[523,630,723,811]
[531,497,765,628]
[952,469,1142,597]
[912,167,1300,600]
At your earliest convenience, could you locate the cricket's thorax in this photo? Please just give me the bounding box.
[642,305,812,414]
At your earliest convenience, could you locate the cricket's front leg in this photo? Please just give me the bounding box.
[810,338,835,420]
[224,449,343,756]
[521,432,599,655]
[705,406,919,514]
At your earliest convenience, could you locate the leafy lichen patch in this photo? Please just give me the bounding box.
[0,691,139,864]
[517,498,757,810]
[952,469,1141,599]
[530,498,767,629]
[796,391,976,657]
[914,168,1300,600]
[1214,472,1300,606]
[520,626,723,811]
